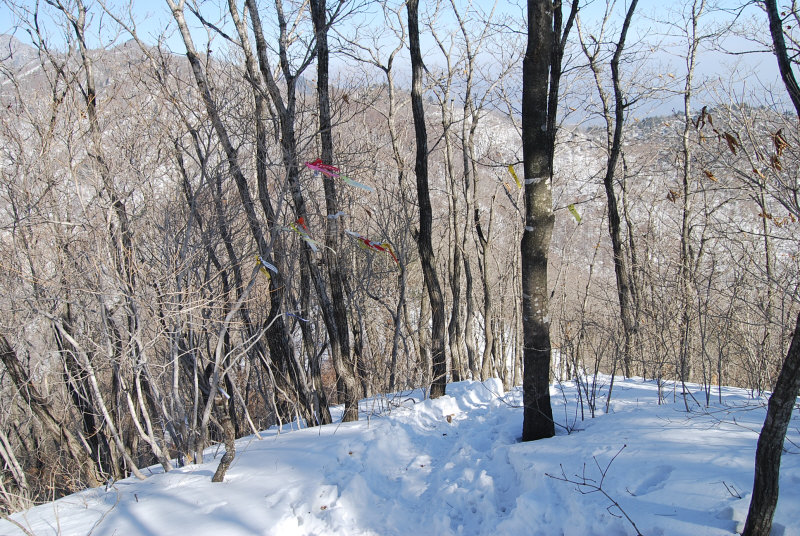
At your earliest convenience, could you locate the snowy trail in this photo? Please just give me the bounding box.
[2,377,799,536]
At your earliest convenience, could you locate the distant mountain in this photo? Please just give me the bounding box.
[0,34,38,70]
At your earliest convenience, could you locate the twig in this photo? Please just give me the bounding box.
[721,481,742,499]
[86,490,121,536]
[546,445,644,536]
[0,514,36,536]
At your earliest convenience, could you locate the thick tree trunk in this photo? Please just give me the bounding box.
[742,313,800,536]
[742,2,800,533]
[408,0,447,398]
[521,0,556,442]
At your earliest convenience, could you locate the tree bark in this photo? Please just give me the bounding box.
[521,0,556,441]
[408,0,447,398]
[476,207,496,382]
[766,0,800,117]
[211,393,236,482]
[310,0,360,422]
[520,0,576,440]
[742,312,800,536]
[742,2,800,533]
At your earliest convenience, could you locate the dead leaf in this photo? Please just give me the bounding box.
[694,105,713,130]
[724,132,739,155]
[703,169,718,182]
[772,128,788,156]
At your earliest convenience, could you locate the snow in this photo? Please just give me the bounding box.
[2,376,799,536]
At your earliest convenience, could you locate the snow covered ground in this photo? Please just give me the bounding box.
[2,376,799,536]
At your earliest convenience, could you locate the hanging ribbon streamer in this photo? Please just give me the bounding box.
[305,158,375,192]
[304,158,339,177]
[345,230,399,264]
[255,255,277,278]
[567,204,582,223]
[341,176,374,192]
[286,217,323,252]
[507,165,522,188]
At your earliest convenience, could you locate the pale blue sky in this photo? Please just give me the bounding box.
[0,0,785,117]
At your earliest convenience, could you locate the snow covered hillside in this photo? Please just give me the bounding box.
[2,377,798,536]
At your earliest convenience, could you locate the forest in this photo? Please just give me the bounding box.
[0,0,798,533]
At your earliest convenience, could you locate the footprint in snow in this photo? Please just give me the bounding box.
[198,500,229,515]
[630,465,674,496]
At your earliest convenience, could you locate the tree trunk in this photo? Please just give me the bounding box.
[408,0,447,398]
[677,0,706,392]
[310,0,360,422]
[766,0,800,116]
[742,312,800,536]
[418,281,433,388]
[211,393,236,483]
[464,255,478,379]
[603,0,639,378]
[476,207,495,382]
[519,0,577,439]
[742,2,800,533]
[521,0,556,442]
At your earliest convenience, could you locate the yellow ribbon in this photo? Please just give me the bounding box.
[508,165,522,189]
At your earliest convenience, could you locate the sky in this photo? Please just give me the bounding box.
[0,0,787,118]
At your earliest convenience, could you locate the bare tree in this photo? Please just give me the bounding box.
[521,0,577,441]
[576,0,640,378]
[408,0,447,398]
[742,1,800,533]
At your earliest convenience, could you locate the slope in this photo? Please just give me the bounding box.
[1,377,798,536]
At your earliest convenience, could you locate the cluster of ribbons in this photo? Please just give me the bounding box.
[304,158,374,192]
[344,230,398,264]
[301,160,397,263]
[257,159,398,279]
[286,216,324,252]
